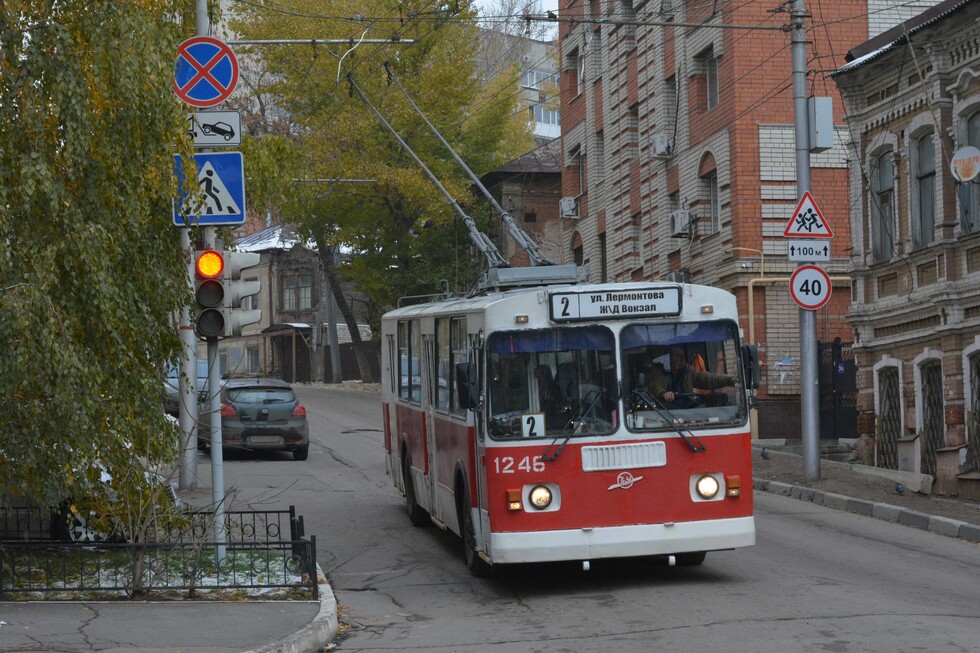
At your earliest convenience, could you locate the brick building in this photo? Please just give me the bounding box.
[480,140,565,266]
[833,0,980,496]
[555,0,939,434]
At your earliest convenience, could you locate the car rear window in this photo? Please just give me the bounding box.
[226,388,295,404]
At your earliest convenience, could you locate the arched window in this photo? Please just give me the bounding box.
[913,132,935,249]
[871,151,895,262]
[699,153,720,234]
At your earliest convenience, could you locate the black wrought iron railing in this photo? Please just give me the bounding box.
[0,506,317,599]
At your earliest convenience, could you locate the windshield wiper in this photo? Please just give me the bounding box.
[542,387,606,462]
[631,389,707,453]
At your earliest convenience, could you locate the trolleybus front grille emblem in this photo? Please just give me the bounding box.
[608,472,644,491]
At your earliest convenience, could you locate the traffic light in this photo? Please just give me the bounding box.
[221,250,262,337]
[194,249,225,339]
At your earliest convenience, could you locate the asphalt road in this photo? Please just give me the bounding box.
[217,384,980,652]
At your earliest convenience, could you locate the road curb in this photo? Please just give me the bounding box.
[753,478,980,544]
[245,564,338,653]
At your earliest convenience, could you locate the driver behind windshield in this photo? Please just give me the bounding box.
[648,345,734,406]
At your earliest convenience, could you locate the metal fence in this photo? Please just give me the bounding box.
[0,506,317,599]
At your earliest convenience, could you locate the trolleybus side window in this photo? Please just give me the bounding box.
[435,317,468,414]
[397,319,422,404]
[621,321,746,429]
[486,326,616,438]
[435,319,451,412]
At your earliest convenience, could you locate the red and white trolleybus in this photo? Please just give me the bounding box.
[381,273,759,575]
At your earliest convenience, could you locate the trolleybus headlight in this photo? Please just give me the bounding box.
[695,474,721,500]
[528,485,553,510]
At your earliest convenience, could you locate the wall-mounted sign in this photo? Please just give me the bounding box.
[950,146,980,183]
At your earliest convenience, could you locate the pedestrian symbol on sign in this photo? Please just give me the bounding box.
[783,192,833,239]
[197,163,240,215]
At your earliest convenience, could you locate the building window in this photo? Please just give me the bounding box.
[532,104,560,126]
[247,346,260,374]
[282,274,312,312]
[565,47,583,97]
[961,112,980,235]
[242,277,259,311]
[697,47,718,110]
[702,171,720,233]
[871,151,895,263]
[913,132,935,249]
[567,145,585,196]
[522,70,558,90]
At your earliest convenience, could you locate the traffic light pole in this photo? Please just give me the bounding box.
[792,0,820,482]
[207,335,227,563]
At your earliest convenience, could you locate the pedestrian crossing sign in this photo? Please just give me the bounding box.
[173,151,246,226]
[783,191,833,239]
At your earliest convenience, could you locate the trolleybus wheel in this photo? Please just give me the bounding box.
[403,454,429,527]
[459,498,492,577]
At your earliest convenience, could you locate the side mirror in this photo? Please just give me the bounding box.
[456,362,479,410]
[741,345,760,390]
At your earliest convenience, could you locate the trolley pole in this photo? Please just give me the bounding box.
[791,0,820,481]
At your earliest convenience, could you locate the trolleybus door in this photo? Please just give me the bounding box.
[475,342,492,557]
[422,335,437,516]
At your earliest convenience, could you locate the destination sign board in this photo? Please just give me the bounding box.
[550,288,682,322]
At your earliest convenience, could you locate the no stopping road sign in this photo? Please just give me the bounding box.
[789,264,832,311]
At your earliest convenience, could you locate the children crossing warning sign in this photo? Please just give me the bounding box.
[783,192,833,239]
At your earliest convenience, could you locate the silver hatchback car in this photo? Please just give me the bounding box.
[198,378,310,461]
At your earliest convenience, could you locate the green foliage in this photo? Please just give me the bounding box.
[229,0,534,315]
[0,1,194,511]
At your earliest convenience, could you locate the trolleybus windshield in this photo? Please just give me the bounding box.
[621,320,746,430]
[486,326,616,438]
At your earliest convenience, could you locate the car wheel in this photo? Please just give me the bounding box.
[62,511,108,543]
[293,446,309,461]
[403,455,429,527]
[459,498,492,577]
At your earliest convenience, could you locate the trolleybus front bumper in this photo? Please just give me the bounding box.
[487,516,755,564]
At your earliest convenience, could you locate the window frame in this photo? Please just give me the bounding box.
[871,150,896,263]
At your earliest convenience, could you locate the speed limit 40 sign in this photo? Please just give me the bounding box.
[789,265,832,310]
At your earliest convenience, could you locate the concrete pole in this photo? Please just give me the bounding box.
[791,0,820,481]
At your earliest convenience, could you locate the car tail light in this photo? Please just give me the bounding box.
[220,403,237,417]
[292,405,306,417]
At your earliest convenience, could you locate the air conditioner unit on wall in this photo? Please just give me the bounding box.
[663,270,690,284]
[651,132,673,158]
[669,210,692,238]
[560,196,579,219]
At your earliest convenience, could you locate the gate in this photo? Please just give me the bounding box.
[921,361,944,477]
[971,355,980,473]
[818,338,857,440]
[877,367,901,469]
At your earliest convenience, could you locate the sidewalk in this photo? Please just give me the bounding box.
[4,447,979,653]
[752,441,980,542]
[0,567,337,653]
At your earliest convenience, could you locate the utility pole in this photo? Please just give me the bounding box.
[791,0,820,482]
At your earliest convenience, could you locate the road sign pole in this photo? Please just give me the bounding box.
[792,0,820,482]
